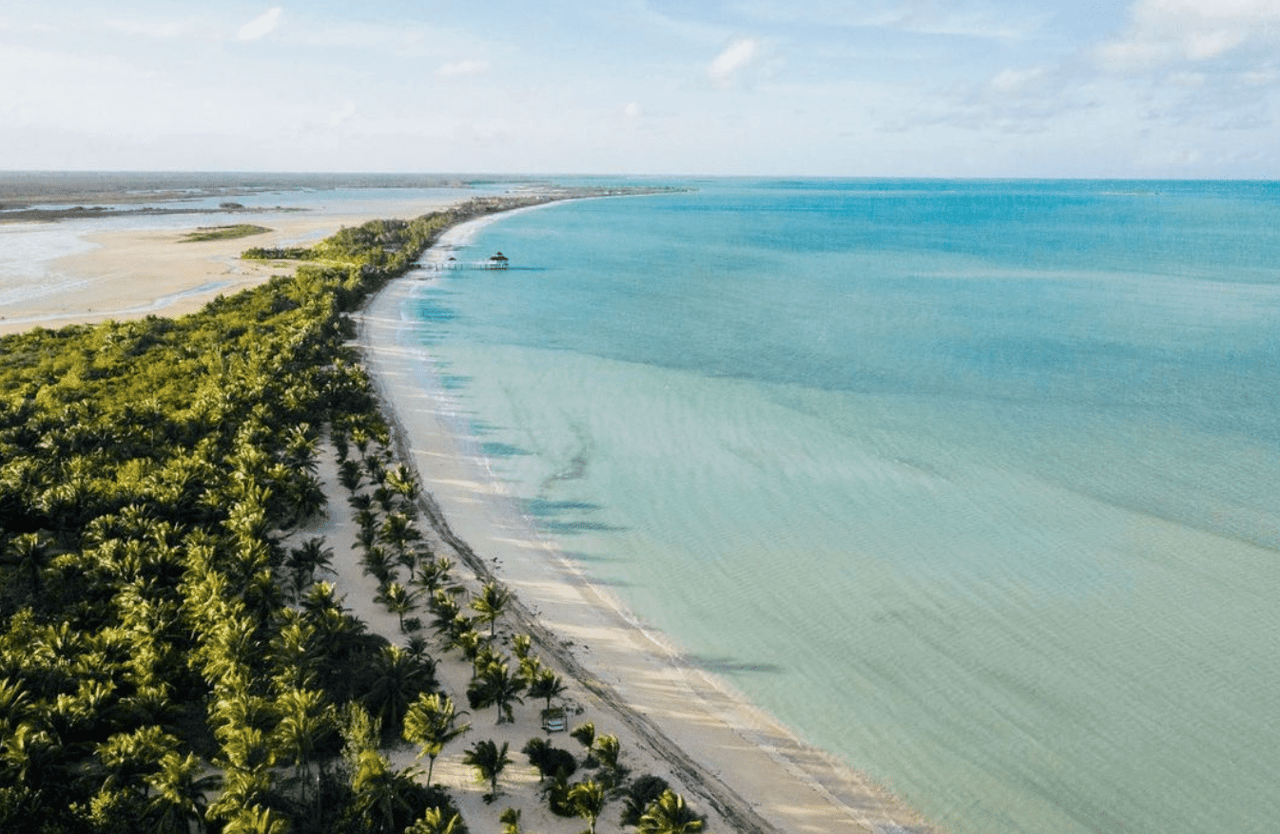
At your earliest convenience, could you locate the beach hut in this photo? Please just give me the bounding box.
[487,251,509,270]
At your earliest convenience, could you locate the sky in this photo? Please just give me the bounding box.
[1,0,1278,177]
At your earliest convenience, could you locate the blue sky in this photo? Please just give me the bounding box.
[1,1,1277,177]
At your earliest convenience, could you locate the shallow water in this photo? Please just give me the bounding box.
[402,180,1280,834]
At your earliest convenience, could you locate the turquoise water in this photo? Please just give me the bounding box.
[403,180,1280,834]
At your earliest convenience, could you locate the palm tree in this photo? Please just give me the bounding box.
[299,580,344,619]
[361,544,396,586]
[374,581,419,633]
[221,803,290,834]
[406,807,463,834]
[346,749,424,834]
[429,589,462,637]
[385,463,419,506]
[145,751,217,834]
[372,484,395,514]
[402,692,470,784]
[284,424,319,473]
[286,471,327,524]
[593,733,622,783]
[637,790,705,834]
[570,721,595,756]
[206,760,273,828]
[528,668,567,710]
[272,687,335,797]
[413,556,453,594]
[2,532,50,600]
[450,626,489,662]
[468,660,525,724]
[380,511,421,562]
[339,459,365,492]
[0,677,31,725]
[286,537,334,583]
[469,581,511,638]
[97,725,180,795]
[462,738,511,800]
[499,807,522,834]
[362,644,435,735]
[405,634,432,662]
[2,722,67,808]
[569,779,607,834]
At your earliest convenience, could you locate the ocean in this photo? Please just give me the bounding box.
[397,179,1280,834]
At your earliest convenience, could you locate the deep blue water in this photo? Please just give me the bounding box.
[404,179,1280,834]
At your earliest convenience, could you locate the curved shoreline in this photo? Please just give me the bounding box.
[358,209,944,834]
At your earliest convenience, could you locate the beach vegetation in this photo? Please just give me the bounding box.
[180,224,272,243]
[522,736,577,783]
[467,658,526,724]
[403,692,471,785]
[462,738,511,802]
[570,721,596,759]
[499,806,523,834]
[636,789,706,834]
[360,645,437,738]
[470,581,512,638]
[568,778,607,834]
[406,806,465,834]
[620,774,671,826]
[528,667,567,710]
[592,733,625,786]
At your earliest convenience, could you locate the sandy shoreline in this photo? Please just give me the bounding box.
[358,215,943,833]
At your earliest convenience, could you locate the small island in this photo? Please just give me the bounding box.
[179,224,273,243]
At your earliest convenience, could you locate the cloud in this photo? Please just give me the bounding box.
[238,7,283,42]
[624,101,644,118]
[883,63,1093,135]
[1097,0,1280,70]
[437,58,491,78]
[708,37,765,86]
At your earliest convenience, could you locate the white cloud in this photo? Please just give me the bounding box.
[708,37,765,86]
[624,101,644,118]
[1097,0,1280,70]
[437,58,491,78]
[238,7,283,42]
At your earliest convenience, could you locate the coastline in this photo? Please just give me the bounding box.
[0,196,458,335]
[358,212,944,834]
